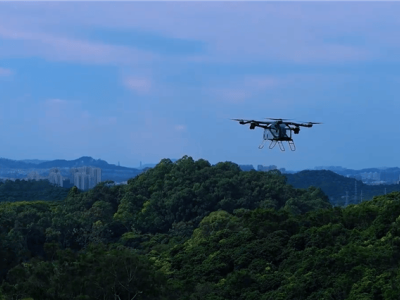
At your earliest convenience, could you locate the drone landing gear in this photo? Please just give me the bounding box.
[288,140,296,151]
[264,140,285,151]
[260,140,296,151]
[269,140,277,149]
[268,140,285,151]
[278,141,285,151]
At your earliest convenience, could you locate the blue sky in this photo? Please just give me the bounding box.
[1,2,400,170]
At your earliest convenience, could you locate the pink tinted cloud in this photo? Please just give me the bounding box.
[0,2,397,65]
[0,25,156,65]
[0,67,12,76]
[211,88,251,104]
[175,125,186,132]
[123,77,152,94]
[208,75,283,104]
[39,2,379,64]
[243,76,281,89]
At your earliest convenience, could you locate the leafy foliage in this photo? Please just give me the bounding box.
[0,180,70,203]
[115,156,330,234]
[2,156,400,299]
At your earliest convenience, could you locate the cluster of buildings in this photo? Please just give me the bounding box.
[70,167,102,190]
[257,165,279,172]
[360,172,380,182]
[354,171,400,185]
[238,164,287,173]
[24,166,102,190]
[316,166,400,185]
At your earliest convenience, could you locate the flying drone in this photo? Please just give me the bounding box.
[232,118,322,151]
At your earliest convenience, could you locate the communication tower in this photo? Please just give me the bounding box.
[354,181,357,203]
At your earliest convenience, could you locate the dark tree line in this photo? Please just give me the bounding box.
[0,179,70,203]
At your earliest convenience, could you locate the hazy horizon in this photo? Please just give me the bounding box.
[1,2,400,170]
[0,155,397,172]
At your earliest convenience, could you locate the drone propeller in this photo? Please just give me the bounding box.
[298,121,323,124]
[265,118,292,121]
[231,118,248,125]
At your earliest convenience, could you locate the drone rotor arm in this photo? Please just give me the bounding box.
[288,121,322,127]
[232,119,272,126]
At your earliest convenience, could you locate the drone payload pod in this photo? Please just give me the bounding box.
[231,118,321,151]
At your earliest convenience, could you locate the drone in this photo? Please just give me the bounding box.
[232,118,322,151]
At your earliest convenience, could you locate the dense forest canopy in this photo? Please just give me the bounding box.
[1,156,400,299]
[0,179,70,203]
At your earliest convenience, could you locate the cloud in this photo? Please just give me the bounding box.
[0,67,12,76]
[175,125,186,132]
[0,25,156,66]
[46,98,67,105]
[128,111,189,159]
[206,75,282,103]
[40,98,118,136]
[42,99,81,126]
[0,2,391,65]
[210,88,250,104]
[123,77,152,94]
[204,72,361,110]
[242,76,282,89]
[107,116,117,125]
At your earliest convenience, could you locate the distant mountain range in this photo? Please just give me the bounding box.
[0,157,182,182]
[1,157,400,201]
[314,165,400,176]
[19,159,50,165]
[0,156,143,183]
[285,170,400,206]
[0,156,139,171]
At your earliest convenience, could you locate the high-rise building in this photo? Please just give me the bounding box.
[70,166,102,190]
[257,165,277,172]
[48,168,63,187]
[27,171,43,181]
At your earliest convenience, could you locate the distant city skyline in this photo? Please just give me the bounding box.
[1,155,398,172]
[1,2,400,170]
[1,155,400,187]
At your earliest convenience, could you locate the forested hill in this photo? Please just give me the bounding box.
[0,157,330,296]
[117,157,332,233]
[0,179,70,203]
[285,170,400,206]
[3,157,400,299]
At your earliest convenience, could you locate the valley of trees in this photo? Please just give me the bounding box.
[1,156,400,299]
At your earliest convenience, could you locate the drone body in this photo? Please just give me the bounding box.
[232,118,321,151]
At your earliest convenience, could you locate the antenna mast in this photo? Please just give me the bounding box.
[354,181,357,203]
[345,191,349,207]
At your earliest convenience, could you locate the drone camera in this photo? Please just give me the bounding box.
[250,123,256,130]
[293,127,300,134]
